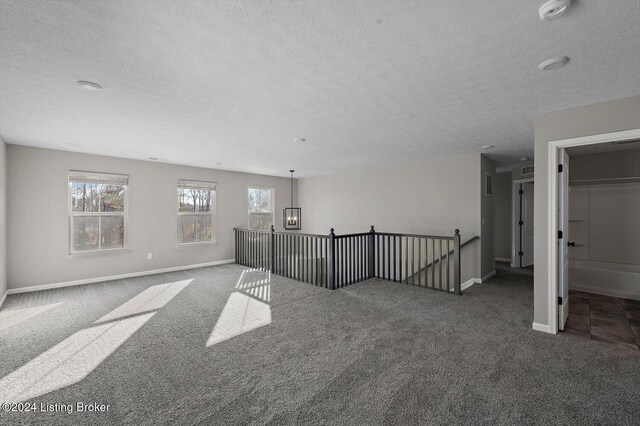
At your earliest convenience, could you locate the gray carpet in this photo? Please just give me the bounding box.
[0,264,638,425]
[495,260,534,276]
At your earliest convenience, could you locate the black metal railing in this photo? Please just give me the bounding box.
[274,231,330,287]
[234,226,463,294]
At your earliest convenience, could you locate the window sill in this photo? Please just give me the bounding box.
[177,241,218,249]
[68,249,132,259]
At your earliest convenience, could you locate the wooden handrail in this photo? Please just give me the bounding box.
[376,232,454,240]
[233,227,455,241]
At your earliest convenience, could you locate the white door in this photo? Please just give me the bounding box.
[558,150,570,331]
[521,182,534,267]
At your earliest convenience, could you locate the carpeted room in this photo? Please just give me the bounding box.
[1,0,640,424]
[1,265,639,424]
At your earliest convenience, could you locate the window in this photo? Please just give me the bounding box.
[248,187,274,230]
[178,180,216,245]
[69,171,128,254]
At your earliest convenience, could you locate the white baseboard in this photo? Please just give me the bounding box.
[6,259,236,296]
[482,270,496,282]
[532,322,554,334]
[0,290,7,310]
[459,270,497,292]
[495,257,512,263]
[460,278,477,291]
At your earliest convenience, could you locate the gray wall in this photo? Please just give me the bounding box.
[6,145,294,289]
[298,153,483,282]
[570,149,640,182]
[494,172,512,261]
[0,137,6,300]
[480,154,496,278]
[533,95,640,328]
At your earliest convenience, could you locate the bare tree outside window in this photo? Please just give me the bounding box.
[69,172,128,254]
[248,187,274,230]
[178,181,216,245]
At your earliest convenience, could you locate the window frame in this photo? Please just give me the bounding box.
[68,171,130,257]
[177,180,217,247]
[247,186,275,231]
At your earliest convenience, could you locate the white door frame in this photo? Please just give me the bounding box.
[511,177,534,268]
[546,128,640,334]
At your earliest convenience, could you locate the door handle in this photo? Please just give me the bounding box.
[567,241,576,247]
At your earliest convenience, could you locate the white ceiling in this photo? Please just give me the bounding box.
[0,1,639,177]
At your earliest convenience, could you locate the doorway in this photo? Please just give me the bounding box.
[547,128,640,335]
[513,180,534,268]
[561,141,640,348]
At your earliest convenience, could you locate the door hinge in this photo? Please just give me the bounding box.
[558,230,563,239]
[558,297,563,305]
[518,251,524,256]
[518,220,524,225]
[519,189,524,195]
[558,164,563,173]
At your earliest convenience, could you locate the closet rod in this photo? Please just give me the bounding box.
[569,176,640,183]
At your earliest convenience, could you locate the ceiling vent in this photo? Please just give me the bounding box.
[522,165,535,176]
[539,0,571,21]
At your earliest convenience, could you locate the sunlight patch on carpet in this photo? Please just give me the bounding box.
[206,292,272,346]
[0,279,192,403]
[207,269,272,346]
[0,302,65,332]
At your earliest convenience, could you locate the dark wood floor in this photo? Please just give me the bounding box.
[565,290,640,351]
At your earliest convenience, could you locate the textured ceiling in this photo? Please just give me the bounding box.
[0,0,639,177]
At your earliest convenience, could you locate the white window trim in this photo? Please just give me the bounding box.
[177,180,217,247]
[68,171,129,257]
[247,186,275,230]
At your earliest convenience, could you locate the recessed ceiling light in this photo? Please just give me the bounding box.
[77,80,102,91]
[538,56,569,71]
[148,157,159,161]
[539,0,571,21]
[294,138,306,143]
[215,162,222,166]
[482,145,495,150]
[520,157,529,161]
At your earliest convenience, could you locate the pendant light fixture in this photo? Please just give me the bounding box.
[283,170,301,230]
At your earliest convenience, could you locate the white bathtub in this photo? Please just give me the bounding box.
[569,259,640,301]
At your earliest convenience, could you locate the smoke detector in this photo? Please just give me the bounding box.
[539,0,571,21]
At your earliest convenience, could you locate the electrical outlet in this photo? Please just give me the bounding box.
[147,253,153,260]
